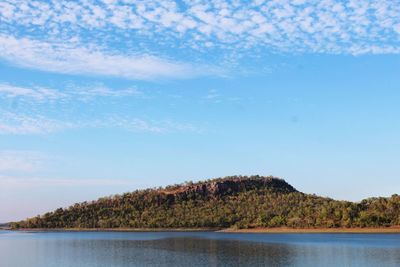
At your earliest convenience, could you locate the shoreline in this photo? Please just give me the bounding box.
[7,227,400,233]
[8,227,220,233]
[219,227,400,233]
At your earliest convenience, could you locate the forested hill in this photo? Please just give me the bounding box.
[11,175,400,229]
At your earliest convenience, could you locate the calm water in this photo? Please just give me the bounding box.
[1,230,400,267]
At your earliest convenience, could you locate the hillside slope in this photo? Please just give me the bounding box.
[11,175,400,229]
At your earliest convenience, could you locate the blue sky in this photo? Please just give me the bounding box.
[1,0,400,222]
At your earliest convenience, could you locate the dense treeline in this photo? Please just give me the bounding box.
[11,176,400,229]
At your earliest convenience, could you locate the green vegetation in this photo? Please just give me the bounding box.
[11,175,400,229]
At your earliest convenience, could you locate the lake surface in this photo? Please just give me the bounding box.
[1,230,400,266]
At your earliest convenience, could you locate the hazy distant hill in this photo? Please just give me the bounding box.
[0,223,10,229]
[11,175,400,229]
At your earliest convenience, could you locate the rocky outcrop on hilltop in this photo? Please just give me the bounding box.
[162,176,297,201]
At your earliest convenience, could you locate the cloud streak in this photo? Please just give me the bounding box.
[0,111,200,135]
[0,83,66,101]
[0,34,213,80]
[0,111,76,135]
[0,150,44,172]
[0,82,140,102]
[101,116,200,134]
[0,176,138,187]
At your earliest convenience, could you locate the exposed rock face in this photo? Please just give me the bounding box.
[162,176,297,201]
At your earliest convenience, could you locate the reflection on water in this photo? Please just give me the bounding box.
[1,231,400,267]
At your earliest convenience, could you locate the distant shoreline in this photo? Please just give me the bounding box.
[219,227,400,233]
[8,227,219,232]
[7,227,400,233]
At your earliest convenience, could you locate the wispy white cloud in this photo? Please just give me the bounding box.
[0,150,44,172]
[202,89,244,104]
[93,116,201,134]
[0,34,214,80]
[0,111,200,135]
[0,111,76,135]
[0,176,138,187]
[204,89,220,100]
[74,86,140,98]
[0,83,66,101]
[0,82,140,102]
[203,89,222,103]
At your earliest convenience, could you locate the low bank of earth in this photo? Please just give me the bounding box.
[9,227,400,233]
[220,227,400,233]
